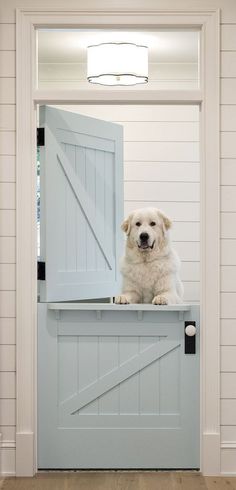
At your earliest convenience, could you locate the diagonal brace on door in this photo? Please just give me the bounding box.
[47,126,114,270]
[60,340,180,415]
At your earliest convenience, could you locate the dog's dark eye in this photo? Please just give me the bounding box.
[150,221,156,227]
[136,222,141,227]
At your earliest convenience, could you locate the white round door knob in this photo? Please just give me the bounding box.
[185,324,196,337]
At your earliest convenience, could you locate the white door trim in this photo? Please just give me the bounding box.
[16,8,220,476]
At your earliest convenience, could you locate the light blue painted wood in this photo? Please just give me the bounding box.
[47,303,191,311]
[39,106,123,301]
[38,304,200,469]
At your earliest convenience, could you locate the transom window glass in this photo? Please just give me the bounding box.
[37,29,200,90]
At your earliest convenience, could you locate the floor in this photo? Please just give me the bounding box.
[0,472,236,490]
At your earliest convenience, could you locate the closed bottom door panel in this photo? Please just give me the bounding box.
[38,304,199,469]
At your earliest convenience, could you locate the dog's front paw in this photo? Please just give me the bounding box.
[152,295,168,305]
[115,295,130,304]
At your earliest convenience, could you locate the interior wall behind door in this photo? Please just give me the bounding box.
[56,104,200,304]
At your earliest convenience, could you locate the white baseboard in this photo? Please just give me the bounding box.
[16,432,34,476]
[202,432,221,475]
[0,448,16,476]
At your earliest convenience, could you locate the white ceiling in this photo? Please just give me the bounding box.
[38,29,199,64]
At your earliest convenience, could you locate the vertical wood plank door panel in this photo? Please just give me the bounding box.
[39,106,123,301]
[38,305,200,469]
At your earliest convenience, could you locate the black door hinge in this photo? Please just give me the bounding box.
[37,128,45,147]
[37,261,46,280]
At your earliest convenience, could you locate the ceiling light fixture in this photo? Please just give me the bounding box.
[87,42,148,86]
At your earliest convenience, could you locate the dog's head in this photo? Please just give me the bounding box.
[121,207,172,254]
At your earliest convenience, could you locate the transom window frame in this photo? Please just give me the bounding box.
[16,8,220,477]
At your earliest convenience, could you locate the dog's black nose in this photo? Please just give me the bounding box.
[140,232,149,241]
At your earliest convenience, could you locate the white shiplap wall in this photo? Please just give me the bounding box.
[59,104,200,303]
[1,0,236,476]
[220,23,236,474]
[0,20,16,475]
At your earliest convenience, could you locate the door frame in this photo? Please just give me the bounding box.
[16,8,220,476]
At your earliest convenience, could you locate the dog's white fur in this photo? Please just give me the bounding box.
[115,207,184,305]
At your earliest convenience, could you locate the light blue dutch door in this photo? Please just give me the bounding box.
[38,106,200,470]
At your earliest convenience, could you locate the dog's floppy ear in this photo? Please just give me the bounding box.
[157,210,172,231]
[121,214,132,235]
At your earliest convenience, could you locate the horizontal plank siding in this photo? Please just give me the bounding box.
[0,210,15,237]
[0,19,16,471]
[0,237,15,263]
[221,240,236,265]
[221,160,236,185]
[0,372,16,398]
[124,182,199,202]
[0,345,15,371]
[221,320,236,345]
[124,202,200,221]
[221,400,236,425]
[221,213,236,239]
[0,156,15,182]
[220,20,236,472]
[0,264,15,291]
[58,104,199,122]
[124,162,200,182]
[221,426,236,443]
[0,399,15,426]
[0,318,15,345]
[0,183,15,209]
[0,51,15,77]
[0,78,15,104]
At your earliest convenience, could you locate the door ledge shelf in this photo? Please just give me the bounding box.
[47,303,192,311]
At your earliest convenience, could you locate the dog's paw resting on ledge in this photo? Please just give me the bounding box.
[152,295,168,305]
[115,294,130,304]
[116,207,184,305]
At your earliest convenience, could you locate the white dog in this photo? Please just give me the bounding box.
[115,207,184,305]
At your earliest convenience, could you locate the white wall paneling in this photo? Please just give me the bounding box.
[0,211,15,237]
[0,132,15,156]
[221,79,236,104]
[0,106,15,131]
[221,240,236,265]
[0,264,15,291]
[221,426,236,443]
[221,319,236,346]
[221,160,236,184]
[221,266,236,292]
[221,52,236,78]
[124,202,200,222]
[0,399,15,427]
[0,156,15,183]
[0,52,15,78]
[0,237,16,263]
[0,79,15,104]
[221,24,236,50]
[0,24,15,50]
[0,345,15,371]
[0,318,15,345]
[221,400,236,425]
[221,293,236,319]
[221,106,236,132]
[221,213,236,239]
[221,133,236,158]
[0,183,15,209]
[0,372,16,399]
[0,291,15,318]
